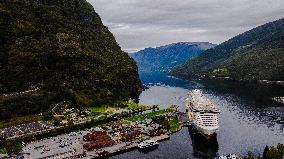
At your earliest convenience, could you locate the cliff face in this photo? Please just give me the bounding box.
[0,0,142,119]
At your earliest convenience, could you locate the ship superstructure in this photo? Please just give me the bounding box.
[186,89,220,139]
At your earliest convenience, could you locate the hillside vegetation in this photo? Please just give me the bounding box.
[170,18,284,81]
[0,0,142,120]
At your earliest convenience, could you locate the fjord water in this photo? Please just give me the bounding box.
[112,72,284,159]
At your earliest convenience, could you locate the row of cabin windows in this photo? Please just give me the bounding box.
[196,121,218,124]
[197,123,218,126]
[202,119,217,121]
[196,117,218,120]
[195,119,218,123]
[201,115,215,117]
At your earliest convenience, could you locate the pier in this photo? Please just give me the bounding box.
[272,97,284,105]
[84,134,170,159]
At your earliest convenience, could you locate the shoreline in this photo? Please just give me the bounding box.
[168,71,284,87]
[1,105,183,158]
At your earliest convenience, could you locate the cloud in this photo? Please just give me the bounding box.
[87,0,284,52]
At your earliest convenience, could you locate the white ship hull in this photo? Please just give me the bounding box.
[194,124,219,137]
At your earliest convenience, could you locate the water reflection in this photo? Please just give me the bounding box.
[200,79,284,106]
[188,127,219,158]
[138,146,159,154]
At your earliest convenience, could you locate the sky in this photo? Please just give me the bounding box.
[87,0,284,53]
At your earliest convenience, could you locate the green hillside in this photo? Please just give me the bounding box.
[170,18,284,81]
[0,0,142,120]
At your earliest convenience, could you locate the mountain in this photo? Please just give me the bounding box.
[170,18,284,81]
[129,42,216,73]
[0,0,142,120]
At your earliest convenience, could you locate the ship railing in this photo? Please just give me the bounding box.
[193,109,220,113]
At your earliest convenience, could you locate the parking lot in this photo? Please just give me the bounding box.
[22,131,87,159]
[0,122,54,138]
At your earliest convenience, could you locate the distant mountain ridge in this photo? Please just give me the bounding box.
[170,18,284,81]
[130,42,216,73]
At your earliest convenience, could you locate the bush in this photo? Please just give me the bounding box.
[244,144,284,159]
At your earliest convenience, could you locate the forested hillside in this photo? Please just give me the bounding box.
[0,0,142,120]
[170,18,284,81]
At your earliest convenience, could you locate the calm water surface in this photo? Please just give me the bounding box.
[111,72,284,159]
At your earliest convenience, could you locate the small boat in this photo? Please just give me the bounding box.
[138,140,159,149]
[219,154,240,159]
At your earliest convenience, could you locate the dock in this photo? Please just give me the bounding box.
[272,97,284,105]
[151,134,170,142]
[84,134,170,159]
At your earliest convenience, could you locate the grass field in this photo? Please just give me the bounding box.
[168,117,181,132]
[125,103,149,111]
[89,102,150,116]
[125,105,177,122]
[0,147,7,154]
[89,106,116,115]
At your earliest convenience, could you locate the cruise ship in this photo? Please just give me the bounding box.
[186,89,220,139]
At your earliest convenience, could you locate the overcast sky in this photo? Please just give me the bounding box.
[87,0,284,53]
